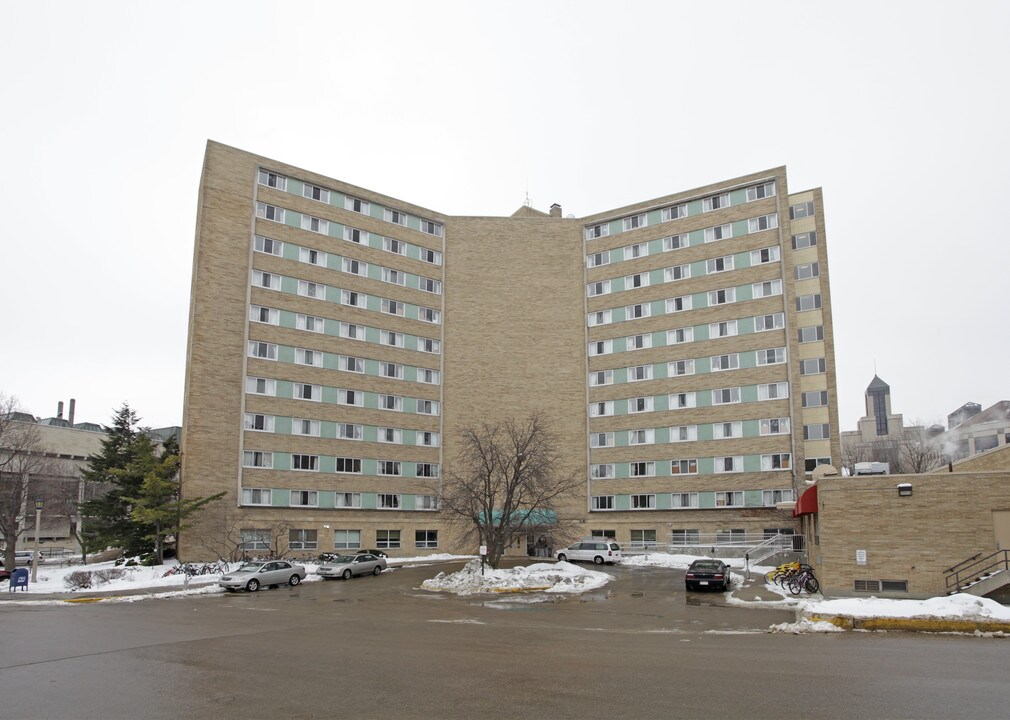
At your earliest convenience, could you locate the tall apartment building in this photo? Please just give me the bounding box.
[180,141,841,560]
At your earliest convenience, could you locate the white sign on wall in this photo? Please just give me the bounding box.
[856,549,867,566]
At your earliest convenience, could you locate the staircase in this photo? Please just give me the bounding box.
[944,550,1010,597]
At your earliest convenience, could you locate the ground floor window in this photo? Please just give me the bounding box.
[415,530,438,549]
[671,529,699,544]
[239,529,270,551]
[377,530,401,549]
[716,528,745,543]
[591,529,616,539]
[288,529,317,550]
[333,530,361,550]
[630,529,657,547]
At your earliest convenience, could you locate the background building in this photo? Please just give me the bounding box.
[179,142,841,560]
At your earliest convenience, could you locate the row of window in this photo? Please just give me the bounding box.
[241,526,438,551]
[243,452,439,478]
[244,414,440,447]
[592,347,787,385]
[258,169,444,238]
[590,487,795,511]
[241,487,440,510]
[590,382,790,418]
[588,262,786,303]
[252,248,442,296]
[245,376,440,415]
[590,417,791,448]
[590,453,792,480]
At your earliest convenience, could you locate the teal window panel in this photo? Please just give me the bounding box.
[277,346,295,364]
[361,493,377,510]
[366,264,382,282]
[404,367,417,383]
[647,209,663,226]
[403,430,417,446]
[744,490,764,507]
[362,393,378,410]
[741,385,759,403]
[272,489,289,507]
[280,276,298,294]
[654,362,669,380]
[318,491,336,509]
[273,453,291,471]
[656,493,673,510]
[405,305,418,321]
[655,427,671,443]
[286,179,304,196]
[692,294,709,315]
[696,392,712,408]
[698,457,715,474]
[650,331,665,348]
[690,260,707,277]
[281,243,300,261]
[363,359,380,375]
[369,204,384,221]
[325,253,342,271]
[320,421,337,439]
[736,283,754,302]
[742,419,760,437]
[612,277,627,293]
[729,188,748,206]
[277,311,297,330]
[616,399,629,416]
[614,432,629,448]
[698,491,716,509]
[327,221,341,239]
[650,300,665,316]
[404,333,420,348]
[322,353,339,371]
[614,337,628,354]
[362,426,378,443]
[613,307,628,323]
[608,220,622,236]
[284,212,301,229]
[731,219,749,237]
[364,327,380,344]
[738,317,755,334]
[648,238,665,255]
[615,495,631,511]
[334,192,347,208]
[656,463,671,478]
[361,459,377,475]
[402,493,416,509]
[648,269,664,285]
[406,245,420,262]
[654,394,670,412]
[365,295,382,312]
[319,456,335,473]
[697,357,712,373]
[615,463,629,479]
[739,351,757,370]
[324,285,341,303]
[614,367,628,384]
[688,229,704,247]
[744,455,762,472]
[734,250,752,269]
[275,380,293,398]
[321,386,340,404]
[686,200,704,216]
[274,416,292,435]
[697,424,713,441]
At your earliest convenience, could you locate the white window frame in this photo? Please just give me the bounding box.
[753,280,783,298]
[628,396,654,414]
[590,401,615,417]
[704,224,732,242]
[711,387,742,405]
[244,413,275,432]
[246,377,276,396]
[589,370,614,387]
[588,309,612,327]
[337,388,364,407]
[243,451,273,469]
[622,214,647,231]
[252,271,281,291]
[760,417,791,435]
[709,320,739,338]
[667,327,694,344]
[668,359,695,376]
[756,347,787,366]
[666,295,693,314]
[254,235,283,256]
[748,214,778,233]
[241,488,272,505]
[670,392,697,409]
[670,425,698,443]
[258,169,287,190]
[755,313,785,332]
[714,458,744,475]
[758,382,789,401]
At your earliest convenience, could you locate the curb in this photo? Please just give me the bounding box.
[805,613,1010,634]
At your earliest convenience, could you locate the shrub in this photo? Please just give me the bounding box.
[64,571,93,590]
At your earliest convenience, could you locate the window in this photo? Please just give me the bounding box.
[622,214,646,231]
[628,365,653,382]
[418,306,441,324]
[589,401,615,417]
[420,248,442,265]
[248,341,278,360]
[750,246,780,265]
[798,326,825,343]
[713,421,742,440]
[790,201,815,220]
[337,423,363,440]
[381,330,404,348]
[672,492,699,509]
[628,396,654,414]
[587,280,611,297]
[664,265,690,283]
[631,495,656,510]
[258,169,287,190]
[340,290,366,308]
[337,388,364,406]
[292,418,321,437]
[289,490,318,507]
[625,272,650,289]
[756,347,787,366]
[712,387,741,405]
[376,530,400,549]
[240,529,270,551]
[760,417,790,435]
[704,224,732,242]
[627,334,652,351]
[244,413,275,432]
[800,358,827,375]
[378,461,401,476]
[630,528,657,545]
[588,310,612,327]
[591,464,615,479]
[795,262,820,280]
[715,490,743,506]
[295,348,323,367]
[252,271,281,291]
[714,457,743,474]
[417,368,440,385]
[241,488,272,505]
[755,313,785,332]
[378,394,403,412]
[420,219,442,236]
[758,382,789,400]
[334,530,362,550]
[626,242,649,259]
[668,327,694,344]
[802,390,829,408]
[629,461,656,477]
[415,530,438,549]
[711,353,739,372]
[417,495,440,510]
[805,457,832,473]
[343,258,368,277]
[344,226,365,244]
[381,299,405,317]
[302,183,329,203]
[378,427,402,444]
[256,202,285,222]
[301,215,329,235]
[662,205,686,221]
[243,451,272,468]
[792,231,818,249]
[709,320,738,338]
[298,280,322,299]
[671,528,700,543]
[590,432,614,448]
[378,493,401,509]
[419,277,442,294]
[587,250,611,268]
[294,383,321,401]
[664,233,689,251]
[334,492,362,508]
[804,423,831,440]
[753,280,783,298]
[671,459,698,475]
[707,256,734,274]
[340,356,364,373]
[670,425,698,442]
[703,193,730,212]
[246,377,276,396]
[592,495,615,511]
[384,209,407,225]
[796,294,822,311]
[748,214,778,232]
[383,237,406,256]
[628,429,655,445]
[585,223,610,240]
[761,453,791,470]
[670,392,697,409]
[250,306,279,325]
[666,295,692,313]
[254,235,283,256]
[626,303,651,320]
[345,196,370,214]
[669,359,695,376]
[588,340,613,357]
[416,399,438,415]
[417,338,440,354]
[296,314,324,333]
[708,288,736,305]
[589,370,613,387]
[746,181,775,201]
[415,463,439,478]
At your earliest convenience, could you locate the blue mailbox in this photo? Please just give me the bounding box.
[10,568,29,591]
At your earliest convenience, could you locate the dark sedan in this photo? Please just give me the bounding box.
[685,559,731,591]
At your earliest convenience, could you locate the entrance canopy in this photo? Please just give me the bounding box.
[792,484,818,517]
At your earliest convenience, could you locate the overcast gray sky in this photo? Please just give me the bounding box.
[1,1,1007,431]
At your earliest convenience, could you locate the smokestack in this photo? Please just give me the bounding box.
[549,203,562,218]
[57,401,64,419]
[68,399,76,427]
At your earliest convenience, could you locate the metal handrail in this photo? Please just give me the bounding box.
[944,550,1010,591]
[943,552,983,575]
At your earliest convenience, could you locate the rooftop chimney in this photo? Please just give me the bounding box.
[57,401,64,419]
[68,399,76,426]
[549,203,562,218]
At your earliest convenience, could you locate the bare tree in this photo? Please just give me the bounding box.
[437,411,581,568]
[840,439,872,475]
[898,427,943,474]
[191,502,291,562]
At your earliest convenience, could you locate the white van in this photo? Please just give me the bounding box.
[556,539,622,565]
[14,551,42,566]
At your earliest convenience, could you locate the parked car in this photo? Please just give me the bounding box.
[685,559,731,591]
[556,540,622,565]
[0,567,10,582]
[218,561,306,592]
[317,553,387,580]
[14,551,41,566]
[357,549,388,559]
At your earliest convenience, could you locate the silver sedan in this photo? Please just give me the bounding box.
[218,561,307,592]
[317,553,387,580]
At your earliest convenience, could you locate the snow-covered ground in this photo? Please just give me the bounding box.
[421,558,611,595]
[802,593,1010,623]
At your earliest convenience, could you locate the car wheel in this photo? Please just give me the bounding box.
[557,553,567,562]
[289,575,301,586]
[342,569,352,580]
[593,556,604,565]
[372,565,382,576]
[246,579,260,592]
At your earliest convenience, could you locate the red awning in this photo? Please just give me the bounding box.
[793,484,818,517]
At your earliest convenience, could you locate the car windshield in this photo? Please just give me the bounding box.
[235,564,264,573]
[691,562,722,570]
[332,556,355,564]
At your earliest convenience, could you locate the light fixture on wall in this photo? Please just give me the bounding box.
[897,483,913,497]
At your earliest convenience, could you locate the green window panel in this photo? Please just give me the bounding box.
[743,455,762,473]
[326,221,341,240]
[614,337,628,354]
[402,493,416,509]
[324,285,341,303]
[364,326,380,344]
[735,283,754,302]
[324,253,342,271]
[696,357,712,374]
[737,317,755,334]
[279,276,299,294]
[613,307,628,323]
[321,386,340,404]
[333,192,346,208]
[322,353,339,371]
[744,490,764,507]
[698,491,716,509]
[649,300,665,316]
[286,179,304,197]
[320,421,337,439]
[656,493,673,510]
[648,269,664,285]
[362,393,378,410]
[655,427,671,444]
[365,264,382,282]
[613,367,628,384]
[361,459,378,476]
[361,493,377,510]
[646,209,663,226]
[361,426,378,443]
[281,243,300,262]
[741,385,759,403]
[319,456,336,474]
[687,229,704,247]
[734,250,752,269]
[739,352,757,370]
[404,367,418,383]
[614,463,629,480]
[362,359,380,376]
[742,419,760,437]
[696,392,712,408]
[615,495,631,511]
[284,212,301,229]
[731,219,749,237]
[405,245,421,262]
[318,491,336,509]
[697,458,715,475]
[654,394,670,412]
[650,331,665,348]
[648,238,665,255]
[614,431,629,448]
[654,362,669,380]
[612,277,627,293]
[369,204,384,221]
[729,188,748,206]
[274,416,292,435]
[273,453,291,472]
[615,399,629,416]
[403,430,417,446]
[697,423,714,441]
[272,490,289,507]
[405,305,418,321]
[690,260,707,277]
[277,346,295,364]
[277,311,297,330]
[686,200,704,216]
[275,380,294,398]
[608,220,622,236]
[365,295,382,313]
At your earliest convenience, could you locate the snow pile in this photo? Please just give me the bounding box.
[387,554,474,566]
[421,559,612,595]
[768,618,846,634]
[803,593,1010,622]
[621,552,762,571]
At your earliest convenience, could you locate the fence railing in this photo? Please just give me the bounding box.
[944,549,1010,592]
[624,532,801,559]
